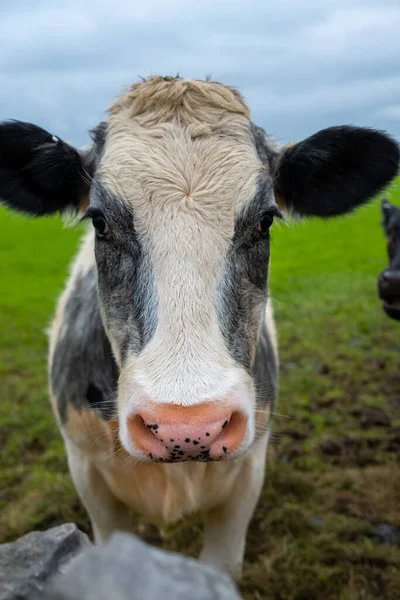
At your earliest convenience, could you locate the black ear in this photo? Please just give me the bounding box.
[274,126,400,217]
[0,120,92,216]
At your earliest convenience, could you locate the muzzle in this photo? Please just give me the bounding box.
[378,269,400,320]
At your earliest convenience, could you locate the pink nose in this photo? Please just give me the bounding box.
[128,403,247,462]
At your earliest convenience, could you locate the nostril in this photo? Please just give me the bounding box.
[213,411,248,454]
[127,415,168,459]
[380,270,394,286]
[379,271,392,297]
[129,414,147,437]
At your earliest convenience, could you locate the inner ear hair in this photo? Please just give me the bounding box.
[273,192,286,212]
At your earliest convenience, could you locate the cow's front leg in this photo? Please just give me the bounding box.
[199,432,269,580]
[66,442,134,543]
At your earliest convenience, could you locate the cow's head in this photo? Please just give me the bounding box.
[1,77,399,462]
[379,198,400,320]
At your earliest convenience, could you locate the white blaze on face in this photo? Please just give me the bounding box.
[135,207,237,404]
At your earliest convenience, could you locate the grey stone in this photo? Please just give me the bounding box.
[48,531,243,600]
[0,523,90,600]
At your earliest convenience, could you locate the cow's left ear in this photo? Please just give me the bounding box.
[273,126,400,217]
[0,120,93,216]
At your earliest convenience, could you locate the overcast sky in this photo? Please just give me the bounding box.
[1,0,400,147]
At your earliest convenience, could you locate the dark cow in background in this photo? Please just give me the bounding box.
[0,76,399,578]
[379,199,400,320]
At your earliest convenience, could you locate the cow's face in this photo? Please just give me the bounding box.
[0,77,399,462]
[88,84,280,463]
[378,199,400,320]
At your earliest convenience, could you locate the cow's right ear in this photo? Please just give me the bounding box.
[0,120,93,216]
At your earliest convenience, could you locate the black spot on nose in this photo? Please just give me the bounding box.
[193,440,199,446]
[146,424,158,431]
[185,438,190,443]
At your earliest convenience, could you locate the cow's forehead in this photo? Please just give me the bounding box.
[95,76,267,235]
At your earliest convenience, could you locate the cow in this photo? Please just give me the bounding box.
[0,76,399,578]
[379,198,400,320]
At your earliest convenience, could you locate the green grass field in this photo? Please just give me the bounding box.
[1,187,400,600]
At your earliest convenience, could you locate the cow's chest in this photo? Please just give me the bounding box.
[97,448,242,527]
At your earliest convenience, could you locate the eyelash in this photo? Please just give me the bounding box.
[81,208,110,239]
[254,208,283,237]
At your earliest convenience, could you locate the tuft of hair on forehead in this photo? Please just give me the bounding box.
[108,75,251,129]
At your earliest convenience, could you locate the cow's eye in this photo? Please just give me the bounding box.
[92,215,109,238]
[256,213,274,237]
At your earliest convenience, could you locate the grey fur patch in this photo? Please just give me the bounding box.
[216,259,252,372]
[91,182,158,358]
[252,320,277,410]
[216,178,273,374]
[216,175,277,405]
[216,240,270,374]
[51,267,119,423]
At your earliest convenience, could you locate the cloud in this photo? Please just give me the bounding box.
[0,0,399,145]
[376,105,400,119]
